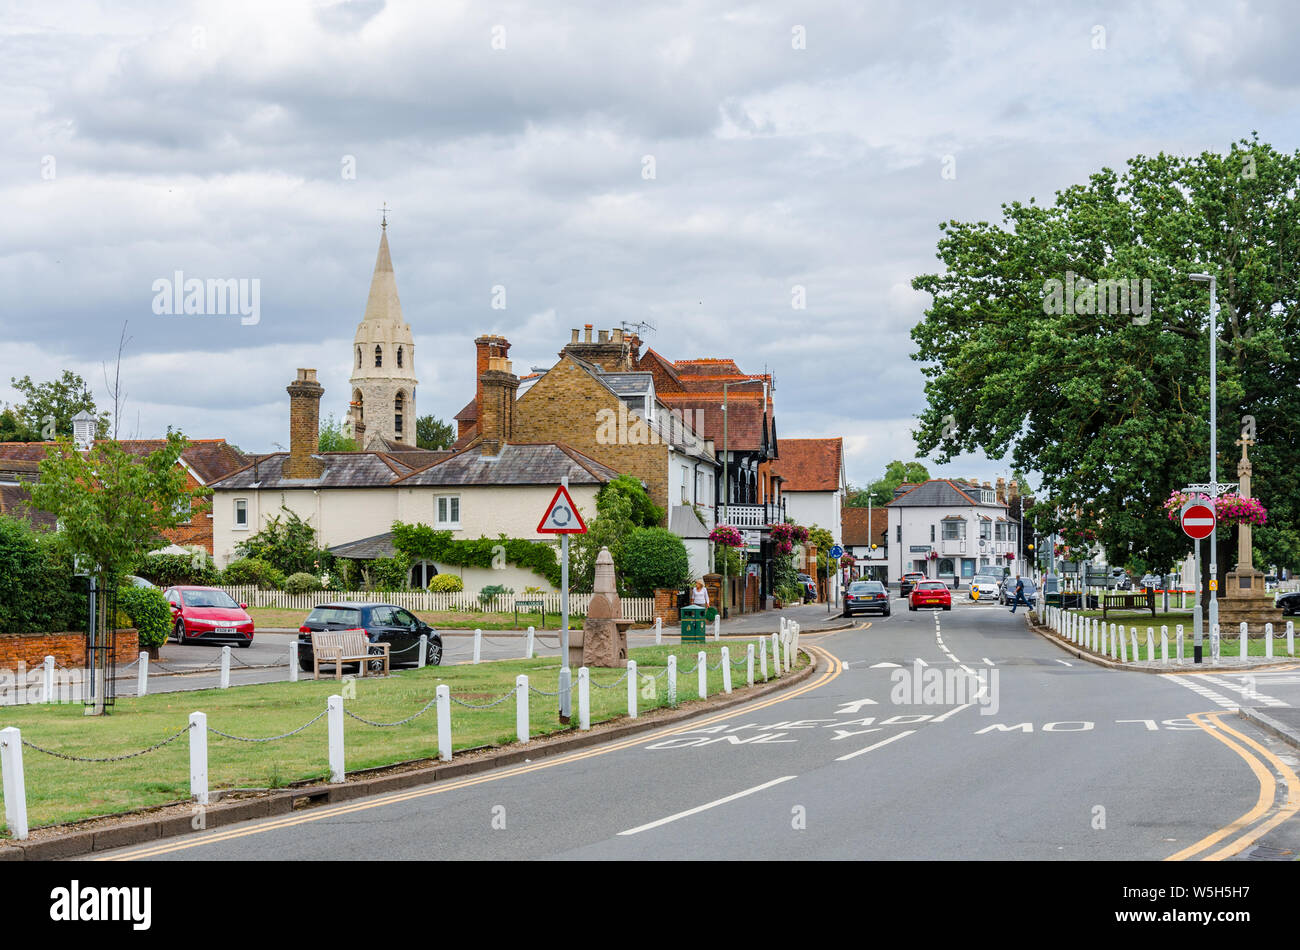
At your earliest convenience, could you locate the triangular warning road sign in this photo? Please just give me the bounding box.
[537,485,588,534]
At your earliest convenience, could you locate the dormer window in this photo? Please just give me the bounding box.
[374,345,383,368]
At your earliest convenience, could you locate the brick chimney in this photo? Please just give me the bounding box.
[474,334,511,411]
[996,476,1006,503]
[562,325,636,371]
[284,368,325,479]
[478,356,519,457]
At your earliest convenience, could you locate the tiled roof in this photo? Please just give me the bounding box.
[841,507,888,547]
[0,484,57,531]
[210,452,412,490]
[328,532,397,559]
[453,398,478,422]
[673,359,744,375]
[393,442,619,487]
[770,438,842,492]
[0,439,247,485]
[657,391,770,452]
[0,458,41,483]
[887,479,1006,509]
[598,372,654,396]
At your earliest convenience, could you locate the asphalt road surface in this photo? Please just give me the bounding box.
[97,597,1300,860]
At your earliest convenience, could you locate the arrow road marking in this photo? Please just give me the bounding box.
[870,662,901,668]
[835,698,879,714]
[618,775,798,836]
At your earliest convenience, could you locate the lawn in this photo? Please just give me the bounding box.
[246,606,595,631]
[0,639,801,835]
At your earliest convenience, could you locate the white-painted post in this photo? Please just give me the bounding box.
[1265,623,1274,659]
[1161,626,1169,664]
[713,615,721,641]
[473,628,482,664]
[188,712,208,805]
[698,650,707,699]
[1119,627,1128,663]
[137,651,149,697]
[667,655,677,706]
[746,643,755,687]
[524,626,535,659]
[1212,623,1221,661]
[654,616,662,645]
[1288,621,1295,657]
[436,685,451,761]
[721,647,732,694]
[626,660,638,718]
[578,667,591,729]
[1176,624,1184,664]
[771,632,780,673]
[220,645,231,689]
[327,695,344,782]
[1110,623,1118,659]
[289,641,299,682]
[759,637,769,681]
[1240,622,1249,661]
[1092,618,1099,651]
[0,726,29,840]
[418,633,428,668]
[42,655,54,704]
[1146,628,1154,662]
[1131,628,1139,661]
[515,674,529,743]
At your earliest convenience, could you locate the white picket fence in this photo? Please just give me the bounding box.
[218,585,656,622]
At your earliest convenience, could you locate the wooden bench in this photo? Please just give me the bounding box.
[1101,590,1156,620]
[311,629,390,681]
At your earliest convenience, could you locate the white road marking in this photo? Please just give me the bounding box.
[871,662,901,668]
[914,658,929,667]
[836,730,916,761]
[983,658,995,666]
[618,776,798,835]
[1200,675,1288,708]
[835,698,879,713]
[1055,659,1072,666]
[931,703,973,722]
[1159,674,1238,709]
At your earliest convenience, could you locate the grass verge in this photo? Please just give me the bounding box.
[0,640,799,835]
[246,606,591,631]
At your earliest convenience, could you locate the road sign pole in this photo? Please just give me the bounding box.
[1193,539,1203,664]
[560,476,571,722]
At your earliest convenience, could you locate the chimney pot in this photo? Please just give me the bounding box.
[571,329,580,343]
[584,326,593,342]
[598,329,609,343]
[613,327,623,343]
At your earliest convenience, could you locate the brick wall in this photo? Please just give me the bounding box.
[513,357,671,520]
[0,629,139,669]
[704,573,721,610]
[654,588,680,624]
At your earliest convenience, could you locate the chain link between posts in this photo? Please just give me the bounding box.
[588,669,631,690]
[344,698,439,728]
[207,709,328,743]
[20,722,194,762]
[448,689,517,710]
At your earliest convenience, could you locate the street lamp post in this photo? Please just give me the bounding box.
[721,382,731,618]
[1190,273,1219,655]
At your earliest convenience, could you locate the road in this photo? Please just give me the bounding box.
[97,597,1300,860]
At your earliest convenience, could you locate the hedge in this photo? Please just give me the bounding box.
[391,523,562,588]
[117,585,172,650]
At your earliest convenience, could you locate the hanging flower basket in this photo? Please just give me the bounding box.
[1004,552,1015,561]
[709,525,744,548]
[926,551,938,561]
[768,522,809,556]
[1162,490,1267,527]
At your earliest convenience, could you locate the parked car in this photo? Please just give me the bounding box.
[297,602,443,673]
[968,573,1002,601]
[796,573,818,602]
[909,581,952,611]
[843,580,891,617]
[126,575,156,589]
[164,586,254,646]
[899,572,927,597]
[1139,574,1162,590]
[998,576,1038,608]
[1275,590,1300,616]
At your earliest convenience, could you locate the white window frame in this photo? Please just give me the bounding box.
[436,494,462,529]
[234,498,249,530]
[941,520,965,541]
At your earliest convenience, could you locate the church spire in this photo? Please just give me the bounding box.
[361,221,401,324]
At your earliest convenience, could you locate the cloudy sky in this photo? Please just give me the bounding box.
[3,0,1298,490]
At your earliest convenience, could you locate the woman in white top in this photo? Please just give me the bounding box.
[690,579,709,607]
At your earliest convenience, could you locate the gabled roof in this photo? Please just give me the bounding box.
[770,438,842,492]
[328,532,398,560]
[453,398,478,423]
[657,391,769,452]
[210,452,410,490]
[393,442,619,487]
[841,507,888,547]
[0,439,248,485]
[887,479,1008,510]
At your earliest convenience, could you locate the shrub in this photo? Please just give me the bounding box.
[0,515,83,633]
[478,584,513,608]
[117,585,172,650]
[135,551,222,587]
[367,555,411,592]
[222,557,286,590]
[428,573,464,593]
[285,572,322,595]
[621,528,691,596]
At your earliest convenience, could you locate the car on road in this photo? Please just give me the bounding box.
[796,573,818,602]
[297,602,443,672]
[909,581,951,611]
[998,576,1038,609]
[899,572,927,597]
[164,586,255,646]
[1275,590,1300,616]
[843,580,890,617]
[968,573,1002,601]
[1139,573,1162,590]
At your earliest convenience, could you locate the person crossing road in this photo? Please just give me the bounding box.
[1008,575,1029,613]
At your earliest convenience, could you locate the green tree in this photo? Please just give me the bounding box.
[621,527,691,595]
[910,134,1300,585]
[416,414,455,450]
[846,460,931,507]
[0,403,34,442]
[10,371,109,441]
[235,507,330,576]
[598,474,664,528]
[318,413,358,452]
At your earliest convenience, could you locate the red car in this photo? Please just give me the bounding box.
[163,586,255,647]
[909,581,952,611]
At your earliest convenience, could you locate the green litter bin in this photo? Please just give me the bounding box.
[680,605,706,643]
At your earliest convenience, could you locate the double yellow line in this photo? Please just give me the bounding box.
[104,645,843,860]
[1166,711,1300,861]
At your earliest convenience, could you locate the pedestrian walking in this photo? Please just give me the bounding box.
[691,578,710,607]
[1009,575,1029,613]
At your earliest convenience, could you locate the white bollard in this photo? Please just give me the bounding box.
[418,633,428,668]
[579,667,591,729]
[1266,623,1274,659]
[1131,628,1139,661]
[43,655,54,704]
[220,645,231,689]
[473,628,482,664]
[1093,618,1100,652]
[137,651,149,697]
[1110,623,1118,659]
[698,650,707,699]
[1161,626,1169,664]
[747,643,755,687]
[1119,627,1128,663]
[771,632,780,673]
[436,685,451,761]
[627,660,639,718]
[714,615,721,641]
[327,695,344,782]
[1,726,29,840]
[784,631,792,673]
[1146,628,1154,662]
[760,637,769,681]
[189,712,208,805]
[1212,623,1221,661]
[1240,622,1249,661]
[1288,621,1295,657]
[525,626,534,660]
[516,675,529,743]
[655,616,662,645]
[289,641,299,682]
[721,647,732,694]
[667,655,677,706]
[1176,624,1184,663]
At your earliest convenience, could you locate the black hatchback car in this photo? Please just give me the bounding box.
[297,602,442,673]
[1276,590,1300,617]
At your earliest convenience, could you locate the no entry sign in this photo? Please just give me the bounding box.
[1181,503,1216,540]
